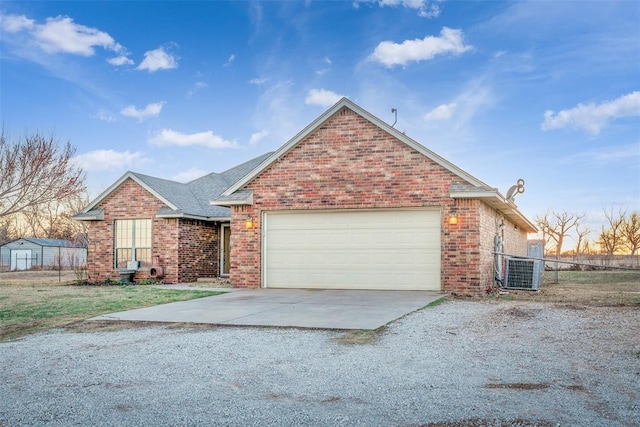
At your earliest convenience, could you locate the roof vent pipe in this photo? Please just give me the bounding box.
[391,108,397,127]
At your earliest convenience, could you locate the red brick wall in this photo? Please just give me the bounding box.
[85,178,220,283]
[479,202,529,292]
[230,107,485,294]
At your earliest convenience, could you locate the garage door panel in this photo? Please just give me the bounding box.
[264,209,441,291]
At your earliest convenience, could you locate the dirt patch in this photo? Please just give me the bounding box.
[494,270,640,306]
[331,329,384,345]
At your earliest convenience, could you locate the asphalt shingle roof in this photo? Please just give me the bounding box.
[123,152,273,220]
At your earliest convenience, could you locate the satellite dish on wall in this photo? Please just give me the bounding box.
[506,178,525,202]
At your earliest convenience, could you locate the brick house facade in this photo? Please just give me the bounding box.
[218,103,535,295]
[76,98,535,295]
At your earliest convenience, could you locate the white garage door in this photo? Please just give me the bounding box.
[263,209,441,290]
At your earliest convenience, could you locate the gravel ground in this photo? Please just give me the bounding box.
[1,300,638,426]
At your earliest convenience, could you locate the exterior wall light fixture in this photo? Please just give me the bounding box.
[449,211,458,225]
[245,215,254,228]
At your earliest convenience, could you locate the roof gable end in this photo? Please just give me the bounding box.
[220,98,492,196]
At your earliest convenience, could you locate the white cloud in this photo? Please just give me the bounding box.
[424,102,457,121]
[377,0,444,18]
[120,102,165,122]
[542,91,640,135]
[223,54,236,67]
[370,27,472,67]
[305,89,345,107]
[94,110,116,122]
[0,14,132,64]
[73,149,149,172]
[187,81,209,97]
[0,14,34,32]
[137,46,178,72]
[148,129,239,149]
[249,130,269,146]
[249,77,270,85]
[107,55,134,66]
[172,167,208,183]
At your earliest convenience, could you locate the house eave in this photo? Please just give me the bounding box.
[450,190,537,233]
[210,190,254,206]
[155,212,230,222]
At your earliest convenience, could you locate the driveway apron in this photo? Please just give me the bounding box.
[90,288,445,330]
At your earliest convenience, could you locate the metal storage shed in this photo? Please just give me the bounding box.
[0,238,87,271]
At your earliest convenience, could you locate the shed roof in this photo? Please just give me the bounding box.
[2,238,85,248]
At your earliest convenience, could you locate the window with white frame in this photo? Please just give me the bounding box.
[115,219,152,268]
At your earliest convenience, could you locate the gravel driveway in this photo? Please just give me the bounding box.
[1,300,638,426]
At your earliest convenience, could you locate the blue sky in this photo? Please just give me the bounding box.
[1,1,639,241]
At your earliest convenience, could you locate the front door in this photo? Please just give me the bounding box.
[221,224,231,276]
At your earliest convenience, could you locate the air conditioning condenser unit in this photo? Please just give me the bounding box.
[504,257,542,290]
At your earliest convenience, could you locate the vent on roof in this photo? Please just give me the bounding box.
[504,257,542,290]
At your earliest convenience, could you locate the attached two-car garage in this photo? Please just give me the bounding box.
[263,208,441,291]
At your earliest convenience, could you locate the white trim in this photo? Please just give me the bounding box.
[220,223,230,277]
[262,212,268,288]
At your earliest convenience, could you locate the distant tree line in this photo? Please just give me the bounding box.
[536,208,640,257]
[0,129,87,245]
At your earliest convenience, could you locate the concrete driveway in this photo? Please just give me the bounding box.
[90,287,444,330]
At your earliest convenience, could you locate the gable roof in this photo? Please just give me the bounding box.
[75,152,272,222]
[213,98,536,232]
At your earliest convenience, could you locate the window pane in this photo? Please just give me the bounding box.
[116,220,132,248]
[116,249,132,269]
[135,219,151,247]
[136,248,151,267]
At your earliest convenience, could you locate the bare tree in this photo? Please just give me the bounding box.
[535,210,585,256]
[0,129,85,219]
[621,211,640,255]
[598,206,626,256]
[17,193,90,241]
[574,224,590,255]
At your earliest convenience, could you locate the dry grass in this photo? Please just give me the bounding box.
[498,270,640,306]
[0,271,224,341]
[0,270,78,285]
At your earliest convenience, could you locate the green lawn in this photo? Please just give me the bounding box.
[0,284,224,341]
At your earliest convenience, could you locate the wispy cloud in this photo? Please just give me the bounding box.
[424,102,457,121]
[424,80,493,128]
[542,91,640,135]
[370,27,472,68]
[120,102,165,122]
[305,89,345,108]
[94,110,116,123]
[249,130,269,146]
[188,81,208,97]
[73,149,150,172]
[0,14,132,65]
[223,54,236,67]
[148,129,239,149]
[172,167,208,183]
[564,143,640,166]
[137,46,178,72]
[354,0,445,18]
[249,77,270,85]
